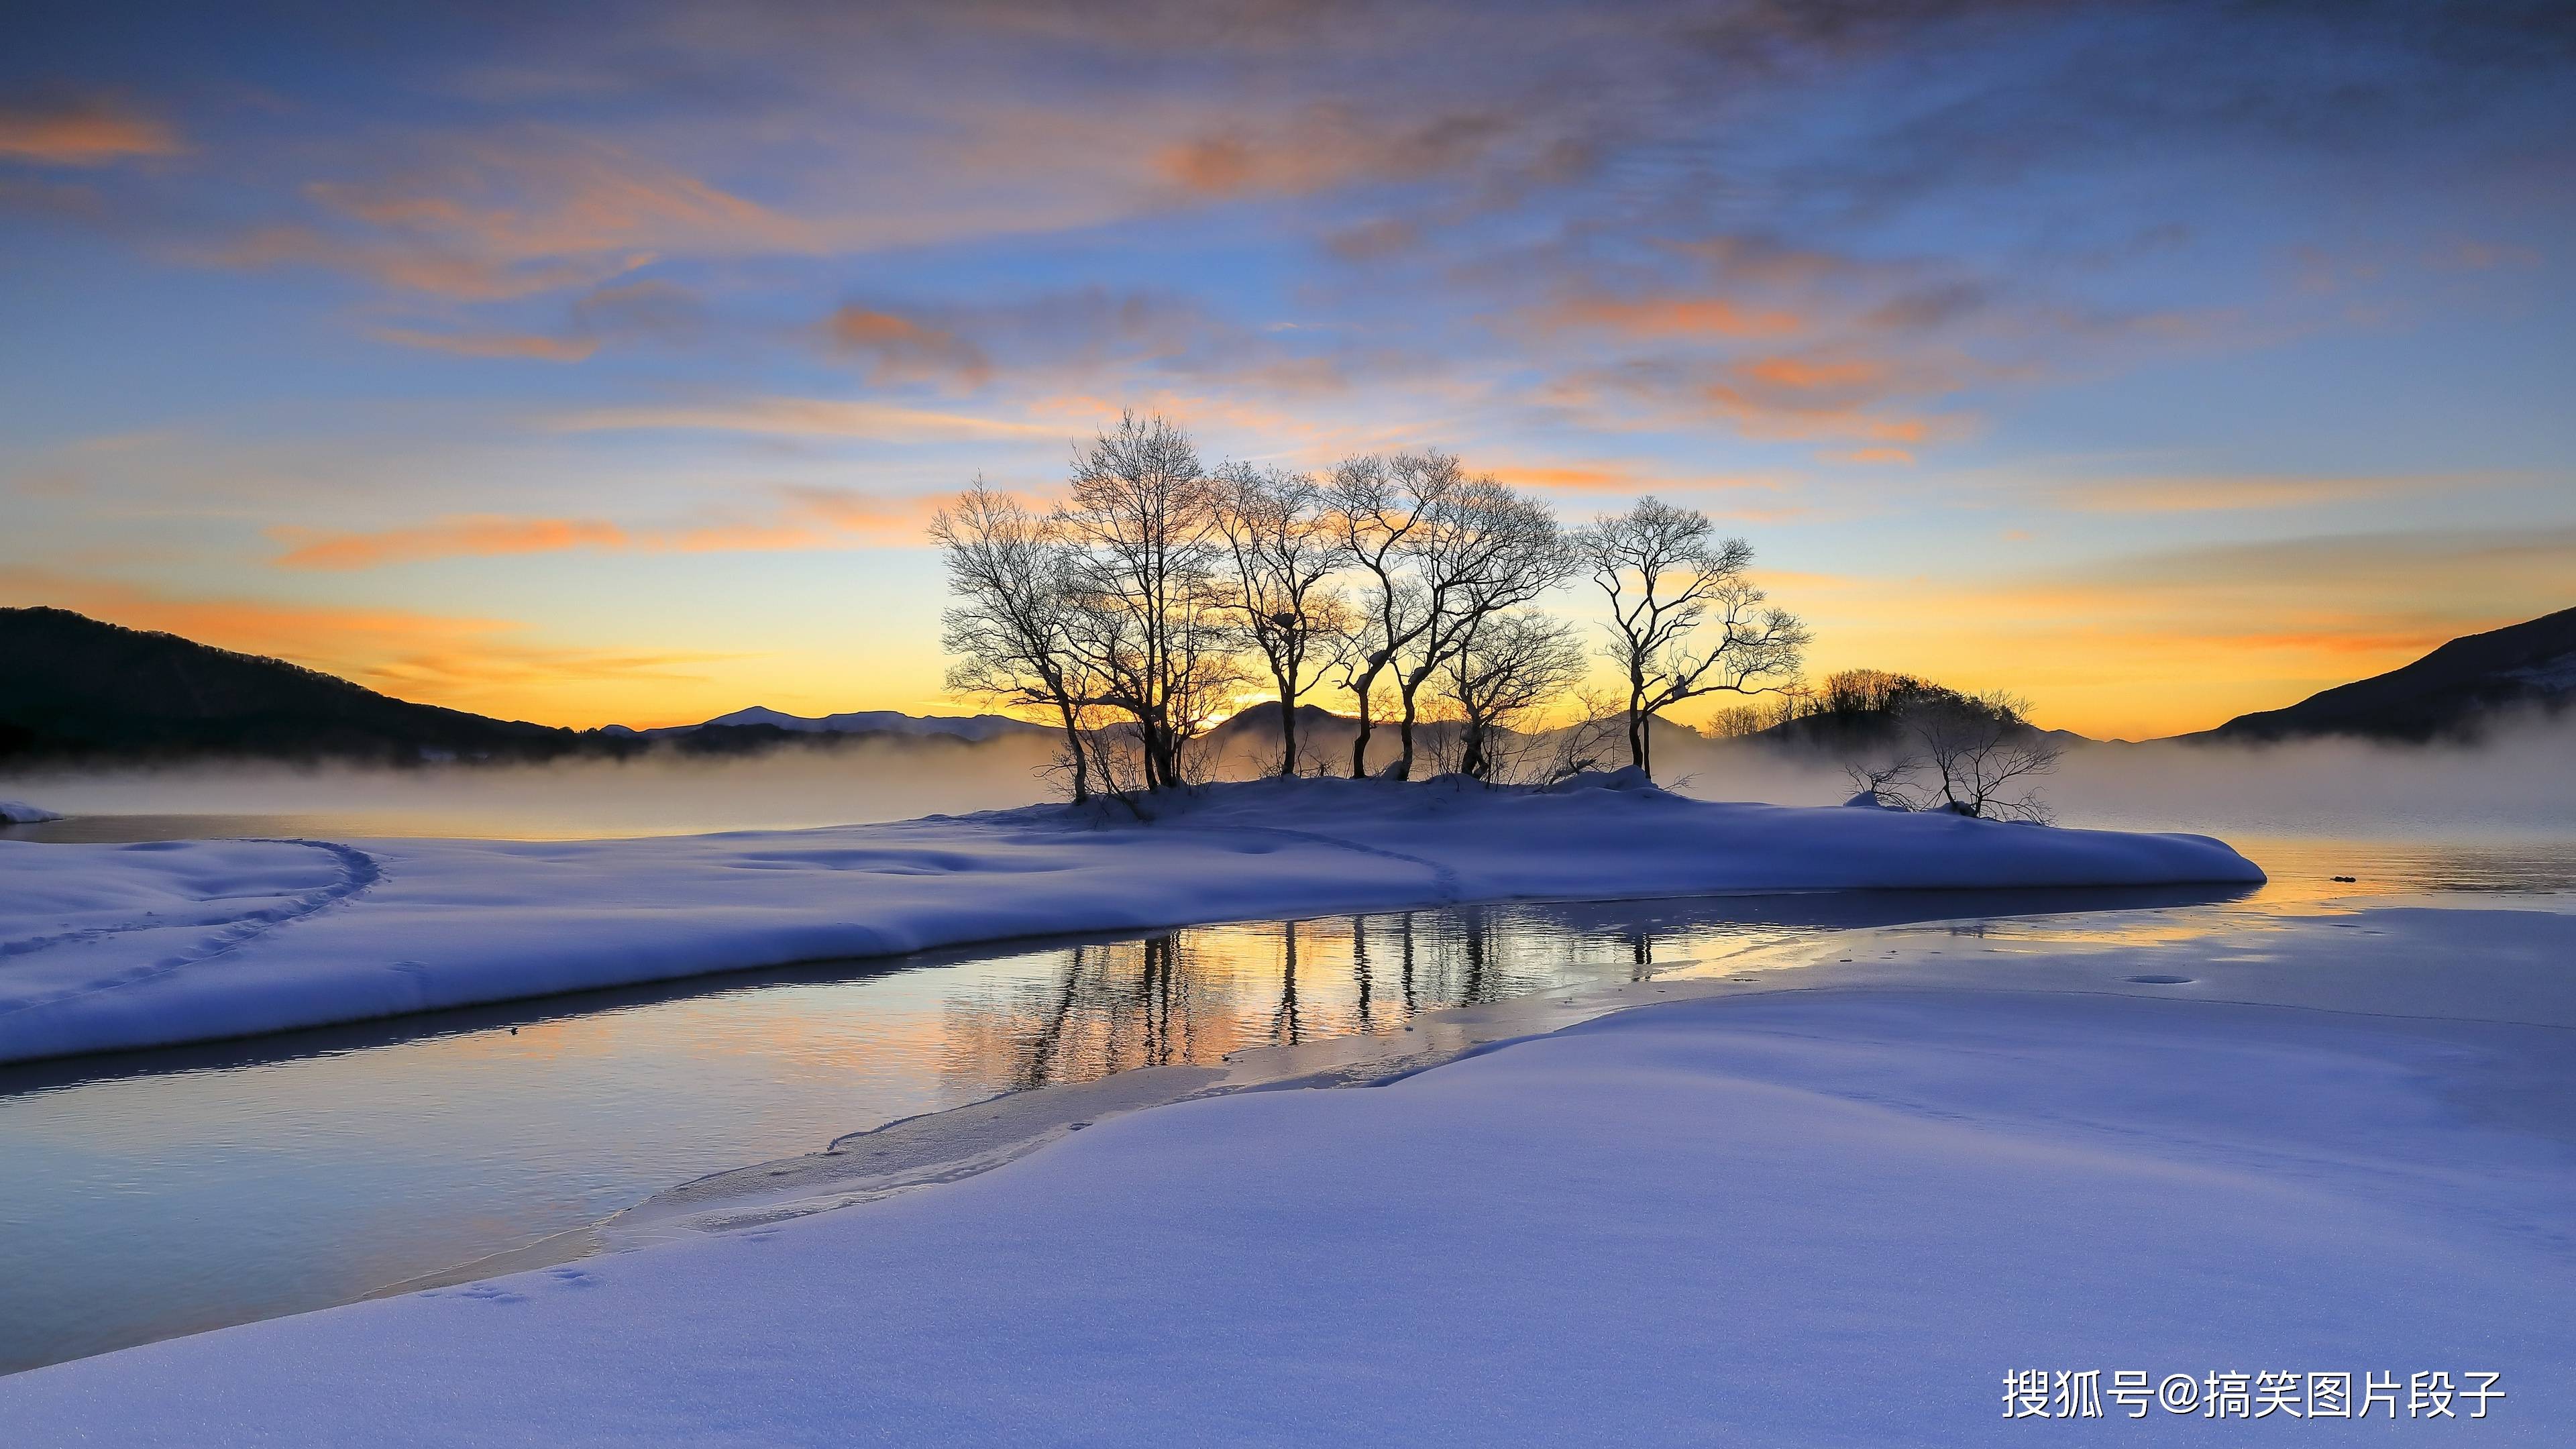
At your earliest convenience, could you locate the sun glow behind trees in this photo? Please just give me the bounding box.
[934,413,1809,794]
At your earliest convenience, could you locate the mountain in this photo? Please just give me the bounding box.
[654,706,1046,743]
[2199,605,2576,743]
[0,606,594,763]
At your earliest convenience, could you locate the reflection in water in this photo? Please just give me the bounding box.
[950,913,1562,1089]
[0,848,2564,1379]
[943,904,1770,1093]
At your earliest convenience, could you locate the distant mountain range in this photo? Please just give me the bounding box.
[2196,604,2576,743]
[0,608,1041,764]
[5,602,2567,765]
[0,606,591,764]
[636,706,1044,743]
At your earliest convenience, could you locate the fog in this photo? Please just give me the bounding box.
[0,736,1067,841]
[1658,713,2576,842]
[3,714,2569,845]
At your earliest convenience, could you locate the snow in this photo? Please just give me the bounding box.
[3,980,2562,1444]
[0,775,2259,1065]
[0,799,64,824]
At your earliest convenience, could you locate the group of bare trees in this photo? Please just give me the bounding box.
[932,413,1807,800]
[1841,686,2065,822]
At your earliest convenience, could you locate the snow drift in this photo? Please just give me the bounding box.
[0,774,2261,1065]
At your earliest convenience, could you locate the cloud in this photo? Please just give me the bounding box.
[305,133,822,262]
[0,94,182,166]
[1155,105,1519,197]
[270,517,629,570]
[1535,295,1805,340]
[2046,473,2479,515]
[2427,238,2542,272]
[267,492,950,570]
[825,307,993,388]
[365,281,706,362]
[370,328,601,362]
[1482,460,1786,500]
[547,398,1062,442]
[1545,354,1973,449]
[571,280,706,343]
[211,223,651,302]
[207,133,814,301]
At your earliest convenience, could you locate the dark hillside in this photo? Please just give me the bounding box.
[0,606,592,763]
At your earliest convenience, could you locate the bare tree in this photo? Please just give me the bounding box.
[1440,610,1585,782]
[1390,478,1571,780]
[1053,413,1242,792]
[930,482,1097,802]
[1212,463,1351,777]
[1839,689,2062,820]
[1324,452,1453,779]
[1574,498,1808,780]
[1907,690,2062,820]
[1539,684,1630,782]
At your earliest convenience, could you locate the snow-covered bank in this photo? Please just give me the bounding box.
[0,774,2259,1065]
[0,799,64,824]
[5,983,2563,1444]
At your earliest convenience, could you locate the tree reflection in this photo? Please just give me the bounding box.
[933,904,1756,1097]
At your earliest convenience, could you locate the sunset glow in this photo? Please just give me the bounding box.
[4,1,2569,738]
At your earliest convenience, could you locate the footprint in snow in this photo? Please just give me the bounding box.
[445,1284,529,1305]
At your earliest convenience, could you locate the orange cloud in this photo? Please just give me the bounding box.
[214,224,651,302]
[549,396,1061,442]
[825,307,992,388]
[306,135,822,262]
[268,493,948,571]
[1484,462,1786,498]
[1156,106,1511,197]
[1737,356,1886,391]
[370,327,600,362]
[0,95,182,166]
[1539,296,1803,339]
[209,135,820,303]
[272,517,630,570]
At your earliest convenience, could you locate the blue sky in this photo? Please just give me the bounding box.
[3,0,2571,735]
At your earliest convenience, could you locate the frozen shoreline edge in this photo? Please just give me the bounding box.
[0,775,2266,1066]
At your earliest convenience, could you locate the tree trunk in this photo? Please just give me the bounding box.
[1273,674,1299,777]
[1626,673,1650,777]
[1391,688,1419,780]
[1391,661,1434,781]
[1347,666,1381,779]
[1054,699,1089,803]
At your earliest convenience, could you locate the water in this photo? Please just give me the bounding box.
[2,812,2571,1380]
[0,885,2241,1377]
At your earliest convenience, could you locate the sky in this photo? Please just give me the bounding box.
[2,0,2571,739]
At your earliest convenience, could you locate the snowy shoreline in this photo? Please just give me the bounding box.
[0,773,2262,1065]
[7,956,2567,1443]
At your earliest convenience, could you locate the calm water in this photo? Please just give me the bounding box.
[1,825,2570,1378]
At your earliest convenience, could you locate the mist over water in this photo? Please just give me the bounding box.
[3,713,2569,845]
[1661,714,2576,842]
[0,736,1065,841]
